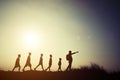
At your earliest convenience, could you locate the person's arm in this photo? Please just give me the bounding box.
[72,51,79,55]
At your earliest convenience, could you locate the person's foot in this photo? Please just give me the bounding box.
[65,69,68,71]
[45,69,47,71]
[42,69,45,71]
[22,69,25,72]
[30,69,33,71]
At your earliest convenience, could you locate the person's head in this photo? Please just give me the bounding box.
[59,58,62,60]
[18,54,21,57]
[41,53,43,56]
[50,54,52,57]
[69,50,72,55]
[29,52,31,56]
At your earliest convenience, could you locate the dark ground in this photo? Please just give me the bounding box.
[0,70,120,80]
[0,64,120,80]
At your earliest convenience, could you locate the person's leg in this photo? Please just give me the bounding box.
[49,67,50,71]
[66,66,68,71]
[18,65,21,72]
[29,64,32,70]
[23,64,27,71]
[49,65,51,71]
[58,66,61,71]
[12,66,16,72]
[69,62,72,71]
[66,63,69,71]
[45,64,50,71]
[45,66,49,71]
[66,61,71,71]
[34,64,40,70]
[60,66,62,71]
[41,64,44,71]
[46,65,50,71]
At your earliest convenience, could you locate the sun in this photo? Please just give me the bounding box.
[24,32,40,47]
[25,33,37,45]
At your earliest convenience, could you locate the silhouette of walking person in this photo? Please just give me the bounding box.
[66,50,78,71]
[12,54,21,72]
[34,53,44,71]
[58,58,62,71]
[45,54,52,71]
[23,52,32,71]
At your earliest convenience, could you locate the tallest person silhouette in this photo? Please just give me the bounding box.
[66,50,79,71]
[23,52,32,71]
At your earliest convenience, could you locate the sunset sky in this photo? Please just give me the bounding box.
[0,0,120,71]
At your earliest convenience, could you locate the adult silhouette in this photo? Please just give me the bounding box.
[34,53,44,71]
[23,52,32,71]
[45,54,52,71]
[66,50,78,71]
[58,58,62,71]
[12,54,21,72]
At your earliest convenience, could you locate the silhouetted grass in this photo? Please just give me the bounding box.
[0,63,119,80]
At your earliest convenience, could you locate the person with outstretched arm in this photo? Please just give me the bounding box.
[66,50,79,71]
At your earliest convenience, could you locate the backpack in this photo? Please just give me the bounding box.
[66,54,69,60]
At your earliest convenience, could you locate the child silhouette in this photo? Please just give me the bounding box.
[58,58,62,71]
[23,52,32,71]
[34,53,44,71]
[12,54,21,72]
[45,54,52,71]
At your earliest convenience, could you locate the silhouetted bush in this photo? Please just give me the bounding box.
[71,63,106,73]
[69,63,108,80]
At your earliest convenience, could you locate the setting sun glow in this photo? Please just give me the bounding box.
[0,1,103,71]
[24,32,40,47]
[0,0,117,71]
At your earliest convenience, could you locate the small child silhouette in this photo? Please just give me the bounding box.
[58,58,62,71]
